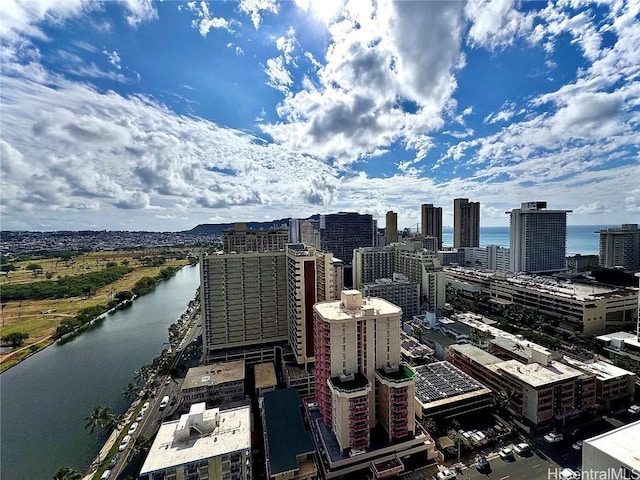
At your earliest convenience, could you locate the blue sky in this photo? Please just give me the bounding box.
[1,0,638,231]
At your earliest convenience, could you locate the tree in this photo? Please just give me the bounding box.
[84,405,117,440]
[53,466,82,480]
[132,434,152,457]
[2,331,29,347]
[122,382,141,400]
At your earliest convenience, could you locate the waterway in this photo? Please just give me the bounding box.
[0,264,201,480]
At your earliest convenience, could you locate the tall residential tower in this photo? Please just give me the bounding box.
[421,204,443,250]
[508,201,571,273]
[385,211,398,246]
[453,198,480,248]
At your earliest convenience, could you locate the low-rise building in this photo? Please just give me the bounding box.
[254,363,278,397]
[180,361,245,410]
[413,361,493,421]
[283,364,316,398]
[260,389,317,480]
[445,267,638,335]
[139,403,252,480]
[582,420,640,477]
[448,344,597,427]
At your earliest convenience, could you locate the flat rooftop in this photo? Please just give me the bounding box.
[254,362,277,390]
[262,389,315,476]
[414,362,491,407]
[314,296,401,321]
[182,360,245,390]
[494,359,583,387]
[140,404,251,475]
[584,420,640,470]
[450,344,502,366]
[561,357,635,380]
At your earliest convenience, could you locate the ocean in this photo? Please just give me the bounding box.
[441,225,612,257]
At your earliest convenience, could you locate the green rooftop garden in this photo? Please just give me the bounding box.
[376,364,414,382]
[330,372,370,392]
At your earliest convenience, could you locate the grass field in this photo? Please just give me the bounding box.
[0,250,191,371]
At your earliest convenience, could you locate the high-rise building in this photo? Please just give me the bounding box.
[320,212,374,265]
[508,201,571,273]
[363,274,420,321]
[286,244,344,365]
[301,220,320,248]
[453,198,480,248]
[598,224,640,271]
[313,290,415,451]
[421,204,443,250]
[385,211,398,246]
[200,251,288,364]
[353,243,446,313]
[223,222,288,253]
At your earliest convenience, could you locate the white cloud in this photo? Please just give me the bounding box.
[103,49,121,69]
[466,0,535,50]
[264,57,293,92]
[188,1,234,36]
[574,201,612,215]
[238,0,278,30]
[262,0,465,165]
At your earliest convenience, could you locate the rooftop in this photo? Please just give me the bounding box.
[262,389,315,476]
[139,403,251,476]
[376,364,415,383]
[494,359,583,387]
[584,420,640,470]
[181,360,245,390]
[329,372,370,393]
[561,357,635,380]
[450,344,502,366]
[314,295,401,322]
[414,362,491,406]
[254,363,278,390]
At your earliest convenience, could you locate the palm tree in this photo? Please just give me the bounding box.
[122,382,141,400]
[132,435,152,458]
[53,466,82,480]
[84,405,118,437]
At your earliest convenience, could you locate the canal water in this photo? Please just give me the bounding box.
[0,264,200,480]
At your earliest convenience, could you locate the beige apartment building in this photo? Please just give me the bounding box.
[200,251,288,363]
[222,222,288,253]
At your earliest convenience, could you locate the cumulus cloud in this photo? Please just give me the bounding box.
[262,0,465,165]
[466,0,535,50]
[238,0,278,30]
[188,1,235,36]
[103,49,121,69]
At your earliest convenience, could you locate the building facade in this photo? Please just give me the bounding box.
[462,245,511,271]
[180,362,245,410]
[453,198,480,248]
[363,274,420,321]
[385,211,398,246]
[448,344,596,427]
[598,224,640,271]
[353,243,446,314]
[508,201,571,273]
[445,267,639,335]
[223,222,288,253]
[421,204,443,250]
[313,291,415,451]
[320,212,374,266]
[200,251,288,364]
[139,403,252,480]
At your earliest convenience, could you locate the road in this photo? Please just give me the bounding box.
[456,448,568,480]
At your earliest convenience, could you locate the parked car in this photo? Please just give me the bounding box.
[127,422,139,435]
[475,454,489,471]
[628,405,640,415]
[572,440,583,451]
[436,469,456,480]
[141,402,150,412]
[135,411,144,422]
[118,435,132,452]
[513,443,531,455]
[100,470,112,480]
[544,432,564,443]
[499,447,514,460]
[108,453,120,468]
